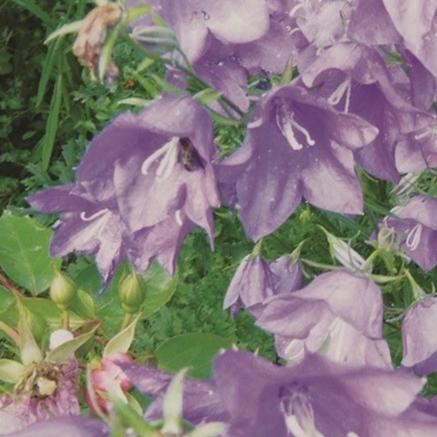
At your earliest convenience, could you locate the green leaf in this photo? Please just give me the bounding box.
[36,38,62,108]
[143,263,178,319]
[70,289,96,320]
[41,73,63,170]
[126,4,152,22]
[103,315,139,357]
[0,285,14,311]
[0,359,24,384]
[0,213,60,295]
[47,323,99,362]
[155,333,233,379]
[97,263,177,336]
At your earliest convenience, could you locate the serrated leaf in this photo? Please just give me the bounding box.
[0,359,24,384]
[0,214,60,295]
[155,333,232,379]
[47,323,99,362]
[103,315,139,357]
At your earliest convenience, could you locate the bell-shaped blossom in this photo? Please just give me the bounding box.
[383,0,437,79]
[223,254,277,315]
[257,270,392,368]
[213,350,435,437]
[402,296,437,375]
[223,253,302,315]
[159,0,270,64]
[395,117,437,173]
[220,83,378,240]
[300,42,431,183]
[29,95,220,279]
[28,183,131,283]
[78,95,219,243]
[118,362,228,425]
[385,195,437,271]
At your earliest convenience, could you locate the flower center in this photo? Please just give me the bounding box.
[327,78,351,113]
[141,137,202,180]
[276,103,316,151]
[405,223,423,251]
[279,384,325,437]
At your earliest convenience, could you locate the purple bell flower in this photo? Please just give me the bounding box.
[385,195,437,272]
[402,296,437,375]
[220,83,378,240]
[117,362,228,425]
[213,350,433,437]
[223,253,302,316]
[159,0,270,64]
[257,270,392,368]
[383,0,437,79]
[27,184,130,283]
[300,42,431,183]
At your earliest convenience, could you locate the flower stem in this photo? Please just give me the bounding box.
[62,310,70,330]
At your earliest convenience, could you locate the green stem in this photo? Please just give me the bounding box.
[62,310,70,330]
[121,313,133,330]
[0,321,20,345]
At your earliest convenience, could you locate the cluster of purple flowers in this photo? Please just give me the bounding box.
[23,0,437,435]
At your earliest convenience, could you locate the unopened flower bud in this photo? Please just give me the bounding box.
[118,272,145,314]
[130,25,177,53]
[50,271,77,310]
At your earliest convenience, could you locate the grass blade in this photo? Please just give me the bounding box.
[41,74,63,170]
[10,0,52,26]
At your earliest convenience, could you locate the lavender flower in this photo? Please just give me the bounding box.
[213,350,435,437]
[382,0,437,79]
[223,253,302,316]
[385,195,437,272]
[402,296,437,375]
[257,270,392,368]
[28,184,130,283]
[118,362,228,425]
[300,42,431,182]
[29,95,220,279]
[220,83,378,240]
[159,0,270,63]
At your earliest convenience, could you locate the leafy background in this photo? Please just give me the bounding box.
[1,0,437,394]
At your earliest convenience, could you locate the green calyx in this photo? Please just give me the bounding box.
[118,271,146,314]
[50,270,77,310]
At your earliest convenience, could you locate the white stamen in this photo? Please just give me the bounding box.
[405,223,423,251]
[175,209,183,227]
[289,117,316,146]
[327,78,352,113]
[141,137,179,177]
[414,124,437,141]
[278,115,304,150]
[155,138,179,179]
[80,208,109,222]
[289,3,304,17]
[248,117,264,129]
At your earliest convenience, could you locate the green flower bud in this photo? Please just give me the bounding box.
[50,270,77,310]
[118,272,145,314]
